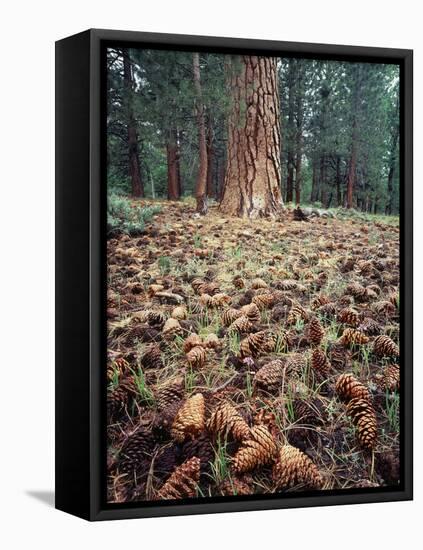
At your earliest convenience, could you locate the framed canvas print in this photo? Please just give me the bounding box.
[55,29,413,521]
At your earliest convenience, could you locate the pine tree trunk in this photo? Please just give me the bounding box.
[336,156,341,206]
[123,50,144,198]
[386,96,399,215]
[220,56,283,218]
[294,62,303,206]
[311,156,318,203]
[206,118,215,198]
[193,53,208,214]
[167,127,180,200]
[346,66,361,209]
[286,61,295,204]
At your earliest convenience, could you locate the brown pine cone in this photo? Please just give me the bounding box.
[346,282,368,302]
[107,386,128,418]
[141,345,164,370]
[383,364,400,391]
[240,331,268,357]
[251,277,268,289]
[154,399,183,434]
[203,333,220,349]
[358,317,381,336]
[372,300,396,316]
[156,381,184,411]
[181,432,214,474]
[232,425,277,473]
[156,457,200,500]
[293,398,325,426]
[285,353,307,373]
[220,475,254,496]
[287,303,309,325]
[373,335,399,357]
[346,398,377,449]
[171,305,187,320]
[252,292,275,309]
[316,302,337,319]
[183,333,203,353]
[207,402,251,441]
[240,302,261,323]
[339,328,369,346]
[119,428,155,474]
[306,317,325,346]
[311,348,330,378]
[311,294,330,310]
[335,373,371,403]
[233,276,245,289]
[162,317,182,337]
[254,360,286,392]
[327,342,352,369]
[210,293,232,308]
[186,345,207,368]
[171,393,205,442]
[228,315,254,334]
[222,307,242,327]
[337,307,360,327]
[272,445,323,489]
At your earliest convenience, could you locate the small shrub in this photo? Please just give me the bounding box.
[107,193,161,235]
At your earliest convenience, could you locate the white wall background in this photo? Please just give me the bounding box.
[0,0,419,547]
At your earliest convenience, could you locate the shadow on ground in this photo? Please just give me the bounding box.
[26,490,55,507]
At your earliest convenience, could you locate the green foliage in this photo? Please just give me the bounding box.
[107,193,161,235]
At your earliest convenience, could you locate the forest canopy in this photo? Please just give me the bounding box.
[107,48,400,216]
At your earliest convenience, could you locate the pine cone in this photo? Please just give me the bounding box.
[311,294,330,310]
[210,293,232,308]
[232,425,278,473]
[327,342,352,369]
[316,302,337,319]
[183,333,203,353]
[358,317,381,336]
[146,310,166,327]
[186,345,207,368]
[346,282,368,302]
[240,302,261,323]
[203,333,220,349]
[306,317,325,345]
[199,293,214,307]
[272,445,322,489]
[162,317,182,336]
[220,475,254,496]
[293,398,325,426]
[373,335,399,357]
[222,307,242,327]
[372,300,396,316]
[156,381,184,411]
[141,345,164,370]
[119,428,155,474]
[233,276,245,289]
[285,353,307,373]
[251,277,268,289]
[228,315,254,334]
[171,393,205,442]
[171,305,187,320]
[335,373,371,403]
[254,360,285,392]
[339,328,369,346]
[156,457,200,500]
[383,364,400,391]
[154,399,183,434]
[240,331,268,357]
[346,398,377,449]
[337,307,360,327]
[207,402,251,441]
[287,303,309,325]
[252,292,275,309]
[311,348,330,378]
[181,432,214,474]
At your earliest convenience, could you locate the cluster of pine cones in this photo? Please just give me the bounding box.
[106,202,400,503]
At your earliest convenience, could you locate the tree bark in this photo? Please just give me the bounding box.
[336,155,341,206]
[294,64,303,206]
[122,49,144,198]
[220,56,283,218]
[346,66,361,209]
[386,95,399,215]
[286,61,295,203]
[193,53,208,214]
[206,117,215,198]
[167,127,181,200]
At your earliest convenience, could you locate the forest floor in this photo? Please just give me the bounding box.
[106,199,400,503]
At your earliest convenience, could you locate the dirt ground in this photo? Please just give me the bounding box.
[106,200,400,503]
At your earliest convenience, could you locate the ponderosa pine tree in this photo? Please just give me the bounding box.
[122,49,144,198]
[220,56,283,218]
[193,53,208,214]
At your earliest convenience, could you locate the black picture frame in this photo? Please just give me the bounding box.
[55,28,413,521]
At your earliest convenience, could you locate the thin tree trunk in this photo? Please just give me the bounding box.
[294,65,303,205]
[220,56,283,218]
[122,49,144,198]
[336,156,341,206]
[167,127,180,200]
[346,66,361,209]
[286,61,295,203]
[320,155,327,207]
[386,95,399,215]
[206,117,215,198]
[193,53,208,214]
[311,156,318,203]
